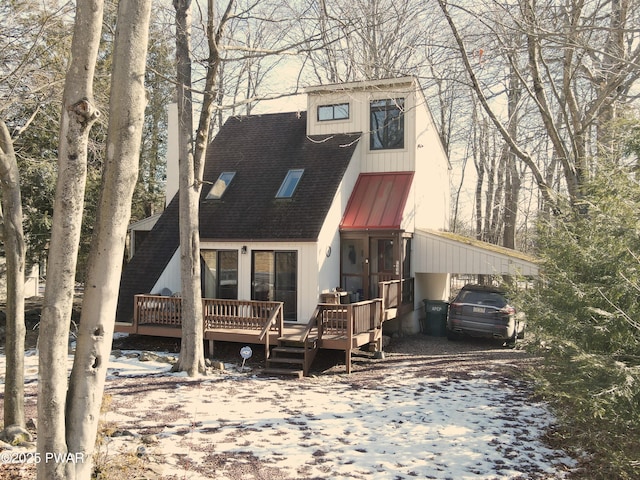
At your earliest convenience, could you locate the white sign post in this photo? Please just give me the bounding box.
[240,346,253,371]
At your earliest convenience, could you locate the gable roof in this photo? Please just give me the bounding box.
[340,172,414,230]
[199,112,360,240]
[116,112,360,322]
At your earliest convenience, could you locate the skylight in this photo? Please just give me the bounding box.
[206,171,236,199]
[276,169,304,198]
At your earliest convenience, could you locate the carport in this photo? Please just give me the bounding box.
[414,229,539,276]
[389,229,539,335]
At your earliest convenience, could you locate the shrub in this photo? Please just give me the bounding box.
[520,164,640,479]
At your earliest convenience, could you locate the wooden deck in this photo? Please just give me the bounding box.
[115,280,406,375]
[313,299,384,374]
[116,295,284,359]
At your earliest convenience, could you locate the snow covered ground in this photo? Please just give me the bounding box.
[105,348,576,479]
[2,342,577,479]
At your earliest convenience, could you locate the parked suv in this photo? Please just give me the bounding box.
[447,284,525,345]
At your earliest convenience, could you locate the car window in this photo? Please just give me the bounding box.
[457,290,507,308]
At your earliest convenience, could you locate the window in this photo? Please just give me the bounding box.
[252,251,297,321]
[201,250,238,299]
[370,98,405,150]
[318,103,349,121]
[206,171,235,199]
[276,169,304,198]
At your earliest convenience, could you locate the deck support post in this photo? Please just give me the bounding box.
[375,334,385,359]
[345,348,352,374]
[208,339,214,358]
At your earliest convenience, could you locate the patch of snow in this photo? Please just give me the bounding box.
[1,349,577,479]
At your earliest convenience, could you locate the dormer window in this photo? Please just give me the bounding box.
[206,171,235,199]
[318,103,349,121]
[276,169,304,198]
[370,98,405,150]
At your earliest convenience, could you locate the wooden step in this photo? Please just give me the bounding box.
[278,336,318,344]
[262,367,304,379]
[267,357,305,365]
[272,346,306,354]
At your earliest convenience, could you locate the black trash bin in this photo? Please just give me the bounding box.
[423,300,449,336]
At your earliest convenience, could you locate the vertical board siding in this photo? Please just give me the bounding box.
[413,230,538,276]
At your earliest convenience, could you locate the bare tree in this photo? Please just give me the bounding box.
[37,0,104,475]
[63,0,152,476]
[300,0,431,83]
[0,0,75,433]
[436,0,640,213]
[173,0,205,375]
[37,0,152,477]
[0,120,26,429]
[171,0,235,375]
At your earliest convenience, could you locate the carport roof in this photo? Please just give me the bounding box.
[414,229,539,276]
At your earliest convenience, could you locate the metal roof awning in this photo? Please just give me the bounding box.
[414,229,539,276]
[340,172,414,230]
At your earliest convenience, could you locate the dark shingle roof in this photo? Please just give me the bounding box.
[116,112,360,322]
[199,112,359,240]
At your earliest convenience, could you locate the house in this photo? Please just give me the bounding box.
[115,77,537,373]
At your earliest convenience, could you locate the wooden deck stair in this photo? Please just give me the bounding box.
[263,326,319,378]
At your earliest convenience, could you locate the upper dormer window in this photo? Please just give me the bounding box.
[318,103,349,121]
[206,171,236,199]
[370,98,405,150]
[276,169,304,198]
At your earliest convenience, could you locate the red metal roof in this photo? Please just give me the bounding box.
[341,172,414,230]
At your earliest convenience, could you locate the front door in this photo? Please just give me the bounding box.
[341,234,402,300]
[370,238,397,298]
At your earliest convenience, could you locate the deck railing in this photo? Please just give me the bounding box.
[132,294,283,336]
[134,294,182,326]
[315,299,383,339]
[379,277,414,311]
[202,298,283,332]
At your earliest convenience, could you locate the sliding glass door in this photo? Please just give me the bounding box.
[201,250,238,299]
[251,251,297,321]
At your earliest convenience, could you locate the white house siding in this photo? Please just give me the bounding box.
[306,77,419,174]
[306,79,449,235]
[151,247,182,295]
[151,241,319,323]
[413,230,539,277]
[316,142,362,308]
[307,78,453,334]
[192,240,320,323]
[412,88,450,232]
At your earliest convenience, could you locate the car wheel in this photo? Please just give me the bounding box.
[446,329,461,341]
[505,330,518,348]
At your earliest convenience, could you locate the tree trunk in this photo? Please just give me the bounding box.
[172,0,234,376]
[173,0,206,376]
[502,66,521,250]
[473,122,485,241]
[596,0,629,159]
[36,1,104,478]
[65,0,151,476]
[0,120,26,429]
